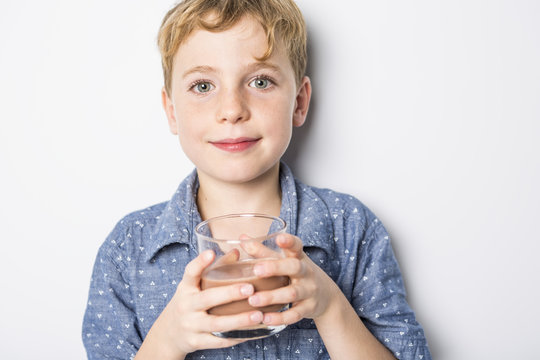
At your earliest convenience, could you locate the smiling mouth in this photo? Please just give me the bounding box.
[210,137,261,152]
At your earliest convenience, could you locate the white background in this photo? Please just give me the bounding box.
[1,0,539,359]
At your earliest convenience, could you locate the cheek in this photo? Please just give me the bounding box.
[262,107,294,149]
[260,91,296,121]
[273,95,296,130]
[177,119,204,148]
[173,99,205,134]
[173,108,204,151]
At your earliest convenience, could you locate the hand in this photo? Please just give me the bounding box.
[242,235,396,360]
[246,234,338,327]
[136,250,264,360]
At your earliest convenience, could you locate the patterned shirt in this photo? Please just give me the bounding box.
[82,163,431,359]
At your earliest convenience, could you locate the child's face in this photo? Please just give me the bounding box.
[162,16,311,185]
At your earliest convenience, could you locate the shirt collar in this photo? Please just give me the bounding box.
[145,168,200,262]
[282,165,335,255]
[145,163,334,262]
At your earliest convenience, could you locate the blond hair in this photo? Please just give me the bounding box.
[157,0,307,95]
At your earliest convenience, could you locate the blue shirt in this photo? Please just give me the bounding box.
[82,163,431,359]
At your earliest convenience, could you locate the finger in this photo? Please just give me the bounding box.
[240,238,281,259]
[195,282,255,311]
[253,257,304,278]
[190,333,249,351]
[248,283,306,308]
[276,234,304,258]
[262,305,305,326]
[203,310,264,334]
[181,250,215,288]
[213,248,240,267]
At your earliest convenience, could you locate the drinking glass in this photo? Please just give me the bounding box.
[195,213,289,339]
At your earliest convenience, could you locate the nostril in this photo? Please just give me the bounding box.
[217,92,249,123]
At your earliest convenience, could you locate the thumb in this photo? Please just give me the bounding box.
[276,234,304,258]
[180,249,215,288]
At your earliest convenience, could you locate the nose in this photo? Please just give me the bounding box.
[216,87,250,124]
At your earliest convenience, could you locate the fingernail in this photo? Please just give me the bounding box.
[248,295,260,306]
[203,250,213,261]
[253,265,264,276]
[240,284,254,296]
[250,311,263,322]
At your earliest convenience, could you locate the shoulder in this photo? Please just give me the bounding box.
[96,201,168,269]
[116,202,168,231]
[295,178,378,229]
[293,177,390,258]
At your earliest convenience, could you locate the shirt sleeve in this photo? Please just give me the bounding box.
[82,224,141,360]
[352,218,432,360]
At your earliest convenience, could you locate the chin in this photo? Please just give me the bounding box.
[222,165,269,183]
[200,159,279,185]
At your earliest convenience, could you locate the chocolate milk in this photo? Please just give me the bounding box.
[201,260,289,316]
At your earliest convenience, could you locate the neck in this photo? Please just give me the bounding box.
[196,164,282,220]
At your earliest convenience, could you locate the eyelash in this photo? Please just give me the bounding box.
[187,75,277,94]
[251,75,276,88]
[188,79,213,94]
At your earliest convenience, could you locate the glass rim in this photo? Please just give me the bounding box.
[194,213,287,243]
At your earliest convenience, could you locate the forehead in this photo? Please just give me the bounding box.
[172,16,290,74]
[187,17,266,53]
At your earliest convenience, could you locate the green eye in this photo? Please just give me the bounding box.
[195,82,212,93]
[250,78,270,89]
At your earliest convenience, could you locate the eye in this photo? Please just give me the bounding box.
[191,81,214,93]
[249,77,272,89]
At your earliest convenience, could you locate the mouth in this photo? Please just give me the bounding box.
[210,137,261,152]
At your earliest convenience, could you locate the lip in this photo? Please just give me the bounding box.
[210,137,261,152]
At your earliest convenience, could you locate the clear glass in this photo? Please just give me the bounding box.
[195,213,289,339]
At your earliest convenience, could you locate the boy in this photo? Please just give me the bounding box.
[82,0,432,359]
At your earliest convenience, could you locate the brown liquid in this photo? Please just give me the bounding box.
[201,260,289,316]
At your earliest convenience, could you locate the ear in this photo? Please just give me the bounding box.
[162,87,179,135]
[292,76,312,127]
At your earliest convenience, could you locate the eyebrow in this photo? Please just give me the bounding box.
[182,65,217,79]
[247,62,282,73]
[181,62,283,79]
